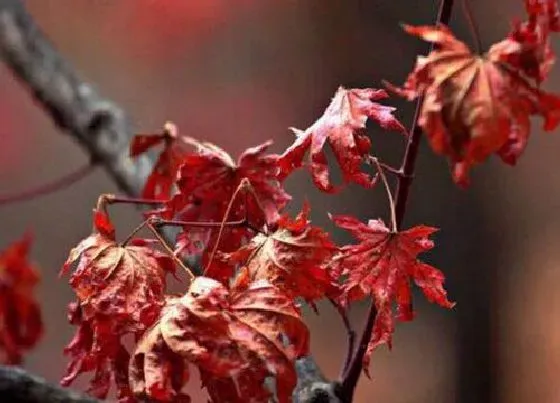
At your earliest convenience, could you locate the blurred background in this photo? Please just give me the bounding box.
[1,0,559,402]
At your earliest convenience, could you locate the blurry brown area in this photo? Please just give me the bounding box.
[0,0,558,402]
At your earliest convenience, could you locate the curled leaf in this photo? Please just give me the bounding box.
[130,277,309,402]
[168,139,290,226]
[61,211,176,331]
[279,86,406,192]
[386,24,560,186]
[130,122,187,200]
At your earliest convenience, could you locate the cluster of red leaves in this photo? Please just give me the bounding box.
[387,0,560,186]
[0,234,43,365]
[60,4,560,395]
[131,278,308,403]
[61,83,424,401]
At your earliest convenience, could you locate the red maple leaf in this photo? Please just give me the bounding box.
[161,140,291,266]
[278,86,406,193]
[130,277,309,403]
[61,302,133,402]
[128,295,191,403]
[493,0,560,82]
[331,215,454,374]
[0,234,43,364]
[216,203,339,305]
[130,122,187,200]
[60,210,177,400]
[61,210,176,330]
[386,24,560,186]
[167,139,290,225]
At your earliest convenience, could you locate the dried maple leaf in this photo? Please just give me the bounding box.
[216,203,339,305]
[278,86,406,193]
[61,210,178,400]
[386,24,560,186]
[167,139,290,226]
[61,302,134,402]
[128,296,190,403]
[493,0,560,82]
[130,122,187,200]
[130,277,309,403]
[0,234,43,364]
[61,210,176,331]
[331,215,454,374]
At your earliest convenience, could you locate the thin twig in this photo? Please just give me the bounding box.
[371,157,397,232]
[394,0,455,230]
[153,218,247,228]
[104,195,164,206]
[0,163,95,206]
[366,157,408,178]
[204,178,250,274]
[460,0,482,54]
[118,216,196,281]
[119,220,149,247]
[329,298,356,380]
[339,1,456,401]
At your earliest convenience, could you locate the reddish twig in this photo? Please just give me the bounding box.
[394,0,455,230]
[204,178,250,274]
[366,156,409,178]
[371,157,397,232]
[118,217,196,282]
[103,195,165,206]
[152,218,247,228]
[146,221,196,282]
[119,219,149,247]
[339,0,456,400]
[329,298,356,379]
[460,0,482,54]
[0,163,95,206]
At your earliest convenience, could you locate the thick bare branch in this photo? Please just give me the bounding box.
[0,366,100,403]
[0,0,151,194]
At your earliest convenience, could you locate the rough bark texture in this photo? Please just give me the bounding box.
[0,0,338,402]
[0,366,99,403]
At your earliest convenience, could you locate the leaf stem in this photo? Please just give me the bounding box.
[117,217,196,282]
[339,0,456,400]
[371,157,397,232]
[0,163,95,206]
[103,195,165,206]
[120,220,149,247]
[146,221,196,282]
[204,178,250,274]
[152,218,248,228]
[366,157,409,178]
[460,0,482,54]
[329,298,356,379]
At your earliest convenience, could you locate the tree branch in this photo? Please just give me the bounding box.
[0,0,333,402]
[338,1,456,401]
[0,366,99,403]
[0,0,152,194]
